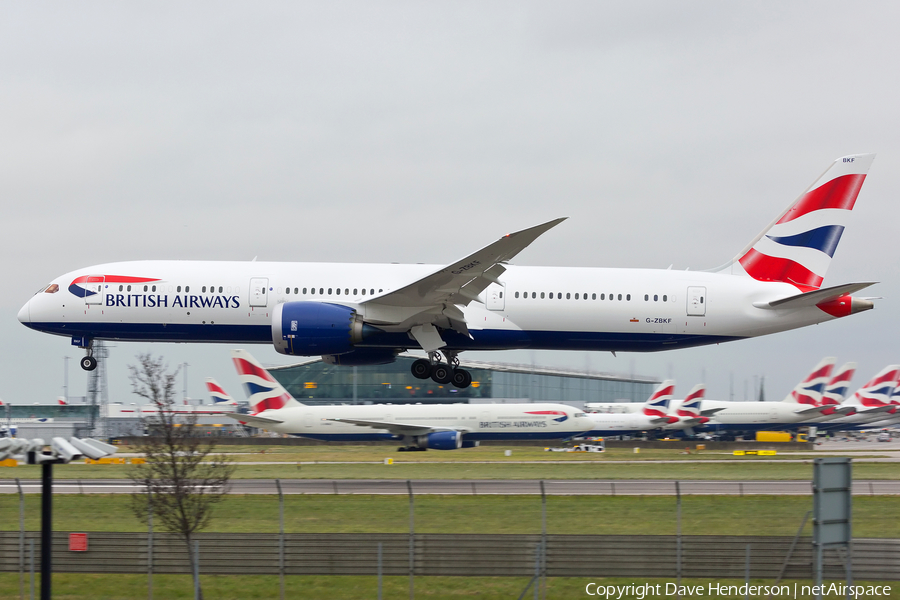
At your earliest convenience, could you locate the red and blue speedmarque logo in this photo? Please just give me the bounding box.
[68,275,161,298]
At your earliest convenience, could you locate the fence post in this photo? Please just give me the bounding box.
[676,480,682,598]
[540,480,547,600]
[377,541,383,600]
[744,544,750,600]
[29,539,35,600]
[407,480,414,600]
[193,540,200,600]
[147,497,153,600]
[17,478,24,600]
[276,479,285,600]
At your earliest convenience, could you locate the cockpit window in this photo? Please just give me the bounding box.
[574,412,587,418]
[44,284,59,294]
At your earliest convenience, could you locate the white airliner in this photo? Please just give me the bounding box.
[816,365,900,432]
[18,154,876,388]
[582,380,679,436]
[225,349,593,450]
[697,357,835,434]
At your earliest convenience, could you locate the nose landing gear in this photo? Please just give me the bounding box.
[409,351,472,388]
[76,337,97,371]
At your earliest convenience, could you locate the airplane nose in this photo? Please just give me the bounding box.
[17,300,30,324]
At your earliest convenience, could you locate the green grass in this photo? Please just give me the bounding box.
[1,575,898,600]
[1,494,898,538]
[2,443,897,480]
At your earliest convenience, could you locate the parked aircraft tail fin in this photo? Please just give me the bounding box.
[716,154,875,291]
[781,357,835,406]
[643,380,675,418]
[205,378,238,405]
[231,349,305,412]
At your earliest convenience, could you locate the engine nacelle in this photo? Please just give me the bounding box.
[323,348,400,366]
[416,430,463,451]
[272,302,375,357]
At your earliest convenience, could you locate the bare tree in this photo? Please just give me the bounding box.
[127,354,235,599]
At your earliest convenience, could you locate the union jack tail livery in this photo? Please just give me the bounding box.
[205,378,238,405]
[676,384,706,419]
[845,365,900,410]
[643,380,677,423]
[781,357,835,407]
[57,397,67,405]
[819,362,857,416]
[720,154,874,291]
[232,349,305,413]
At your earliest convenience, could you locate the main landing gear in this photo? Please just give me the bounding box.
[410,351,472,388]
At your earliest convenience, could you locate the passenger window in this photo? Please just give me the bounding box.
[626,294,631,301]
[566,293,571,299]
[176,286,181,293]
[575,293,580,300]
[219,287,223,293]
[549,292,554,299]
[592,293,596,300]
[515,292,519,298]
[345,288,349,295]
[319,288,324,294]
[119,285,124,292]
[202,286,207,293]
[663,295,668,302]
[353,288,358,295]
[329,288,333,294]
[285,287,290,294]
[302,288,307,294]
[152,285,156,292]
[600,294,605,300]
[531,292,536,299]
[644,294,649,301]
[540,292,545,299]
[654,295,658,301]
[185,286,190,293]
[361,289,366,295]
[336,288,341,295]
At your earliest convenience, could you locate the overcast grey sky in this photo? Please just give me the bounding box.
[2,2,898,407]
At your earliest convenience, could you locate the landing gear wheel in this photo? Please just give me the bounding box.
[80,356,98,371]
[451,368,472,389]
[431,364,452,384]
[411,358,432,380]
[397,447,408,452]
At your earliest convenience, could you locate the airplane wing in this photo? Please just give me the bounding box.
[700,407,726,417]
[753,282,877,310]
[328,417,472,438]
[224,413,285,426]
[360,218,566,350]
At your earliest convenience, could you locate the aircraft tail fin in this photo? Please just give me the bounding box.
[821,363,856,406]
[780,357,835,406]
[676,384,705,417]
[643,380,675,418]
[205,378,238,405]
[715,154,875,291]
[231,349,305,412]
[847,365,900,408]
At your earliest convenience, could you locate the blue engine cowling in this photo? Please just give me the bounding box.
[418,430,463,451]
[323,348,399,366]
[272,302,378,357]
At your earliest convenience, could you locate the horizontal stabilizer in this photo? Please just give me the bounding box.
[793,405,829,415]
[754,282,877,309]
[700,407,726,417]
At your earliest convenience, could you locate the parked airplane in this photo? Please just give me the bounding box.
[662,384,713,435]
[225,349,593,450]
[19,155,877,389]
[695,357,836,436]
[582,380,679,436]
[815,366,900,432]
[205,378,239,406]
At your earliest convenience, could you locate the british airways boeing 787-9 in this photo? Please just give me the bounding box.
[18,154,877,388]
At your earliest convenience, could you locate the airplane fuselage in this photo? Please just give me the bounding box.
[19,260,856,355]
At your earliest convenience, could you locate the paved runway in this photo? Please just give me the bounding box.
[2,478,899,495]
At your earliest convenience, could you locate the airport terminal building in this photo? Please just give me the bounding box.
[268,355,659,407]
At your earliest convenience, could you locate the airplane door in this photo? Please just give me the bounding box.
[83,275,105,305]
[302,413,314,428]
[485,283,505,311]
[687,286,706,316]
[250,278,269,308]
